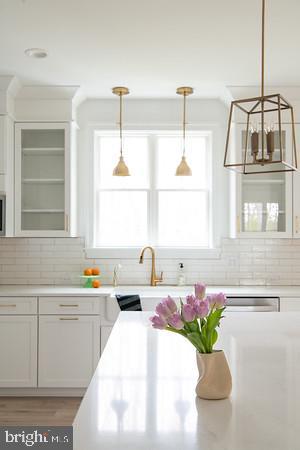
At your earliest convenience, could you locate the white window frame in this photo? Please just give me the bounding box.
[86,128,221,259]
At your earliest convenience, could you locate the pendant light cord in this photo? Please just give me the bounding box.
[120,93,123,157]
[261,0,265,98]
[183,93,186,156]
[261,0,266,158]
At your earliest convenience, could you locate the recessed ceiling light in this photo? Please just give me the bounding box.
[24,48,48,59]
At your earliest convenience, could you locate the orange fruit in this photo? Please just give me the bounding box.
[84,268,93,276]
[92,267,100,276]
[92,279,101,288]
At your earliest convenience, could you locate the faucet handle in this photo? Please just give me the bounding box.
[156,271,163,283]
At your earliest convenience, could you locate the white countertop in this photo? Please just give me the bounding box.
[73,311,300,450]
[0,285,113,296]
[1,284,300,298]
[112,285,300,298]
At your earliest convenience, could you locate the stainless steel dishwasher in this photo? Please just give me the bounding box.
[226,297,279,312]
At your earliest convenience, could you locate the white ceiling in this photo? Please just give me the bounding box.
[0,0,300,99]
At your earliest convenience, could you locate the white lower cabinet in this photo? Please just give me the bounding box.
[280,298,300,312]
[0,316,37,387]
[101,326,113,353]
[38,315,100,388]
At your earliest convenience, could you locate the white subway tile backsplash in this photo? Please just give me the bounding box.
[1,236,300,286]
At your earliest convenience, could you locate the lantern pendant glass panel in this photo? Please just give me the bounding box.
[224,94,297,174]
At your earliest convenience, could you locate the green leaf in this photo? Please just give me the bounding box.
[166,327,187,338]
[188,319,199,333]
[187,332,206,353]
[212,329,218,346]
[206,308,222,332]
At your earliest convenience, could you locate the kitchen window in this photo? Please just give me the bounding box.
[92,130,212,251]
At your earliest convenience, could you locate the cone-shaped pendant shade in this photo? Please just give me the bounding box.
[176,86,193,176]
[175,156,192,176]
[112,86,131,176]
[113,155,130,176]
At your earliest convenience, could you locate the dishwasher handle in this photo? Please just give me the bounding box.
[226,305,277,312]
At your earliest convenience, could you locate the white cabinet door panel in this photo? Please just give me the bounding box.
[39,315,100,388]
[0,315,37,387]
[280,298,300,312]
[0,116,5,174]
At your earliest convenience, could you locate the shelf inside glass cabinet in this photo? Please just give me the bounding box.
[20,128,66,231]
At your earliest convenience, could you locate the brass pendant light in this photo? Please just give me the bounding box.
[176,86,193,176]
[224,0,297,174]
[112,86,130,176]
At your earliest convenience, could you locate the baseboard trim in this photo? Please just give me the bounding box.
[0,388,85,397]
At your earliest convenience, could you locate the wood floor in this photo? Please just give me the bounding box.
[0,397,82,426]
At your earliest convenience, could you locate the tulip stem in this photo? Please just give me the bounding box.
[166,327,187,338]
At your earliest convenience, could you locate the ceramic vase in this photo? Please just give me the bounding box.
[196,350,232,400]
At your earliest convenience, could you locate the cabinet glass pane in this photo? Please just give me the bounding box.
[240,127,289,233]
[20,129,65,231]
[241,171,286,233]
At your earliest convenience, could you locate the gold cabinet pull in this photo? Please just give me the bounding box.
[0,304,17,307]
[59,317,79,321]
[64,214,69,232]
[237,215,241,233]
[296,216,300,234]
[59,304,79,307]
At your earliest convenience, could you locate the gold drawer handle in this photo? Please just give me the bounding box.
[59,304,79,307]
[59,317,79,321]
[296,216,299,234]
[0,304,17,307]
[237,215,241,233]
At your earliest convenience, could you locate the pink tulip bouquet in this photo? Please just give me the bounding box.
[150,283,227,354]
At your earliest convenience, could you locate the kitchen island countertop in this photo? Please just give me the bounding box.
[73,311,300,450]
[1,284,300,298]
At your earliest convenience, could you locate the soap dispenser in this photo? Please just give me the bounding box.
[177,263,186,286]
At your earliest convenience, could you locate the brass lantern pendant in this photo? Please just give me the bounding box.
[224,0,297,174]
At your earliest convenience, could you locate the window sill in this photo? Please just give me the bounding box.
[85,247,221,260]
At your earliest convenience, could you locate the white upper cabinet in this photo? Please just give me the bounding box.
[234,124,294,238]
[292,125,300,238]
[15,122,75,237]
[0,116,5,176]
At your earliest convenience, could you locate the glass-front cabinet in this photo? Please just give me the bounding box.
[15,123,71,237]
[236,124,293,237]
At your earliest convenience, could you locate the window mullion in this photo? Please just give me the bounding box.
[148,134,157,245]
[154,135,159,246]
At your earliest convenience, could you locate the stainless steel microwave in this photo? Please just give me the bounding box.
[0,195,5,236]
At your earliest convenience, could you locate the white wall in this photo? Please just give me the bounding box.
[76,98,230,246]
[1,96,300,287]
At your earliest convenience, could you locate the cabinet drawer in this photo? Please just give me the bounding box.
[0,297,37,315]
[39,297,100,315]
